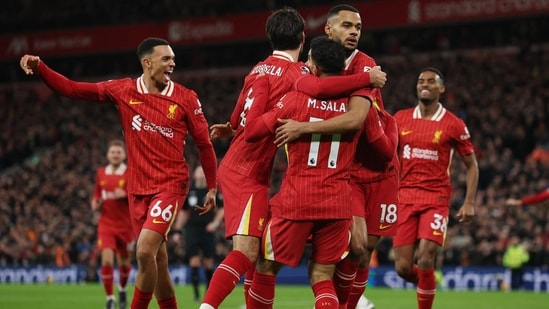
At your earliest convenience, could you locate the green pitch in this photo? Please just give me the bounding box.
[0,283,547,308]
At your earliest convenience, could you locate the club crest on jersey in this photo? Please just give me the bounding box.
[118,179,125,187]
[432,130,443,144]
[167,104,177,119]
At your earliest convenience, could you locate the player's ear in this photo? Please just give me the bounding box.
[324,23,331,36]
[142,57,152,68]
[439,84,446,94]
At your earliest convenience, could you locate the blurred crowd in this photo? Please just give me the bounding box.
[1,4,549,274]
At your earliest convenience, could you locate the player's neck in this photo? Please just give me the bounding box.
[142,75,167,94]
[273,50,300,62]
[109,163,123,171]
[418,101,440,119]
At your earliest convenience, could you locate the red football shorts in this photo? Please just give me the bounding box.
[218,164,269,239]
[350,174,399,236]
[129,192,186,239]
[97,229,134,258]
[392,203,449,247]
[262,217,352,267]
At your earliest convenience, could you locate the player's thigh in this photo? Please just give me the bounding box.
[262,217,312,267]
[219,167,269,239]
[350,180,367,218]
[114,229,135,259]
[364,175,399,237]
[392,203,418,247]
[310,219,353,265]
[143,192,186,238]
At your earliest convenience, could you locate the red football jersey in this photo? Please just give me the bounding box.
[220,52,310,186]
[394,104,475,205]
[345,49,398,182]
[35,62,217,195]
[256,91,358,220]
[93,164,132,232]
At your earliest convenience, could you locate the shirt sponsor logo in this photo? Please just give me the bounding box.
[402,144,439,161]
[131,114,174,138]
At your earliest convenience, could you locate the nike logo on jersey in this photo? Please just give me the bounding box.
[129,99,144,105]
[152,218,166,224]
[379,224,393,230]
[401,130,413,136]
[433,230,443,236]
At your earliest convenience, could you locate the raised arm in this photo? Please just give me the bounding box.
[20,55,102,101]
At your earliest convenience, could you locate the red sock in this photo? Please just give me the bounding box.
[101,265,114,296]
[247,272,275,309]
[347,267,369,309]
[417,268,436,309]
[333,258,360,306]
[312,280,338,309]
[201,250,253,307]
[118,264,131,289]
[244,267,255,304]
[130,287,153,309]
[157,296,177,309]
[402,264,420,284]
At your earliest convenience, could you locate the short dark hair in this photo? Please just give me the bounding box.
[136,37,170,59]
[421,67,445,84]
[265,7,305,51]
[327,4,360,20]
[310,36,346,75]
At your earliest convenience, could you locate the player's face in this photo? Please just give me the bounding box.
[325,10,362,52]
[106,145,126,166]
[144,45,175,86]
[417,70,445,105]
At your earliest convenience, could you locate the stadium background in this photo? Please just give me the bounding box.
[1,0,548,291]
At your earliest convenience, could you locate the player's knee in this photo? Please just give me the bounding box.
[135,249,155,266]
[349,240,368,260]
[395,262,412,278]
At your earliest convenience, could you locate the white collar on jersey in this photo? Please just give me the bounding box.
[272,50,296,62]
[344,49,360,71]
[105,163,127,175]
[413,102,446,121]
[136,75,175,96]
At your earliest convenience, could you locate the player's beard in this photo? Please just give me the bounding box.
[419,97,437,105]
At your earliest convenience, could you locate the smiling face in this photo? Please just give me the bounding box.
[325,10,361,54]
[141,44,175,93]
[417,70,445,105]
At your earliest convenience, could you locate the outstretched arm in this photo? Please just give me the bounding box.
[506,189,549,206]
[294,65,387,97]
[20,55,101,101]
